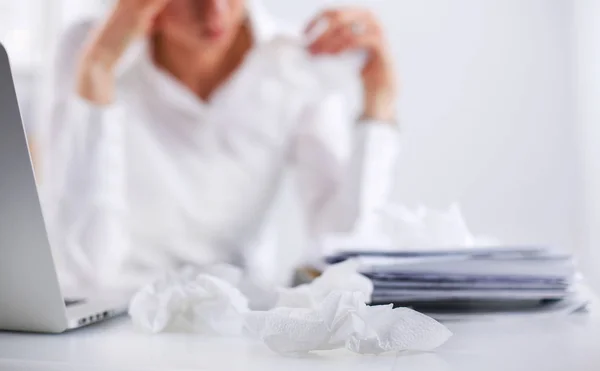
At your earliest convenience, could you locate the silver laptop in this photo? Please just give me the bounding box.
[0,43,129,333]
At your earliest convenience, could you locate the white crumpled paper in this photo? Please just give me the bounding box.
[129,260,371,334]
[378,203,499,248]
[129,261,452,356]
[277,259,373,309]
[129,268,249,335]
[245,291,452,355]
[325,203,499,254]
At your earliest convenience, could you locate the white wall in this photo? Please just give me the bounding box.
[574,0,600,287]
[263,0,580,251]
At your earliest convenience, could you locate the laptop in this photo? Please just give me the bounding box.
[0,43,129,333]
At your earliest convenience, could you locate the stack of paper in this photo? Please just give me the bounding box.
[323,247,583,309]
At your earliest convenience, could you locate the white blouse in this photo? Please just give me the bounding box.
[38,2,400,292]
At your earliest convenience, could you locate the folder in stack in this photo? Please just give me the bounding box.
[323,247,583,310]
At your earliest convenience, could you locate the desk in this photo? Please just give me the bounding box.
[1,309,600,371]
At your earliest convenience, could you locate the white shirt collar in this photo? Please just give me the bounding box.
[245,0,285,45]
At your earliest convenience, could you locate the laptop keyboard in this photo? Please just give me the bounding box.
[64,298,86,307]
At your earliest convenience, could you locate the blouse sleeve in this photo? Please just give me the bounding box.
[292,91,401,252]
[37,20,125,290]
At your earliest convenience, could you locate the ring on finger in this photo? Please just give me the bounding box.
[349,21,367,35]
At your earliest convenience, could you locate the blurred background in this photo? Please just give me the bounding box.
[1,0,599,287]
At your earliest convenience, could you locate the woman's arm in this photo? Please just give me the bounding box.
[292,7,400,256]
[293,93,400,239]
[36,18,138,288]
[39,0,171,183]
[77,0,171,105]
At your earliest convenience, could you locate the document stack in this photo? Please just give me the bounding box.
[323,247,587,316]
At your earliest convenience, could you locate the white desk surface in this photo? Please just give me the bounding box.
[1,308,600,371]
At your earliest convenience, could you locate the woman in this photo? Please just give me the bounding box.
[38,0,400,292]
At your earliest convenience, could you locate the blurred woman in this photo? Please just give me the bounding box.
[38,0,400,292]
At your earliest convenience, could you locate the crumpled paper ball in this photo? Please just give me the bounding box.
[324,203,500,255]
[129,273,249,335]
[245,291,452,355]
[276,259,373,309]
[128,260,369,335]
[163,263,278,310]
[378,203,499,248]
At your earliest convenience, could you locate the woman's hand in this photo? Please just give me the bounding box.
[77,0,171,105]
[306,8,397,122]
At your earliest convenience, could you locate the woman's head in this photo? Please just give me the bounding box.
[154,0,247,47]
